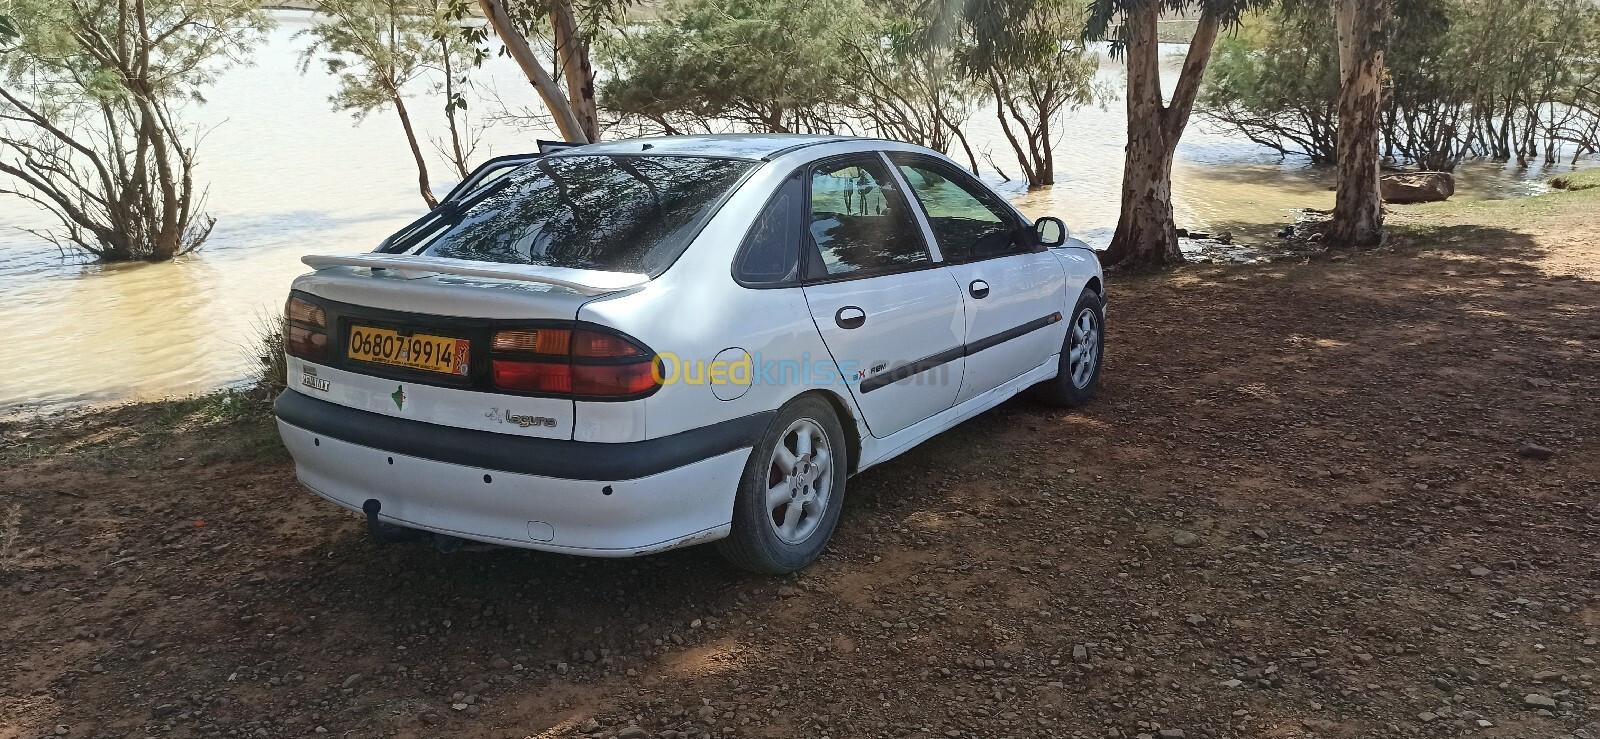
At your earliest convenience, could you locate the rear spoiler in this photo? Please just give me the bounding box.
[301,254,648,297]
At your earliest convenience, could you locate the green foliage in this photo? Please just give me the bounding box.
[600,0,1099,184]
[0,0,270,261]
[978,0,1102,186]
[1550,169,1600,191]
[599,0,862,133]
[0,14,16,43]
[1,0,267,99]
[1199,7,1339,162]
[1082,0,1270,51]
[298,0,450,119]
[1199,0,1600,169]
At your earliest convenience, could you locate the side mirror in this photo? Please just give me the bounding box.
[1034,216,1068,248]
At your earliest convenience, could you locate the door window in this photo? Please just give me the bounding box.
[806,156,931,278]
[891,157,1022,262]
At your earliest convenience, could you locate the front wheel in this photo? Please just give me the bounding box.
[1034,287,1104,407]
[717,395,848,574]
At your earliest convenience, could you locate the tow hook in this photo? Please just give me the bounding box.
[361,499,423,544]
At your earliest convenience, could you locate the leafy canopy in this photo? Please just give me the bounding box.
[598,0,864,132]
[297,0,469,118]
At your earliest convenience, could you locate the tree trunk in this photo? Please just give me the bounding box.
[441,42,471,178]
[1329,0,1385,248]
[550,1,599,143]
[1101,6,1220,269]
[478,0,589,144]
[393,94,439,209]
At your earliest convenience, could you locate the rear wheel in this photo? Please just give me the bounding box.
[1034,287,1104,407]
[718,395,848,574]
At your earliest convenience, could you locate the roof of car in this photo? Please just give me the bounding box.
[549,134,859,160]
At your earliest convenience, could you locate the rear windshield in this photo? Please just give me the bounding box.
[417,155,754,275]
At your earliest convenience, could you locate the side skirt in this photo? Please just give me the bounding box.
[854,354,1060,473]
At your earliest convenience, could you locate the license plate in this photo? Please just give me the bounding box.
[347,325,470,375]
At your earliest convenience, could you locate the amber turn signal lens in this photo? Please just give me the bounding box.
[286,297,326,328]
[493,329,571,355]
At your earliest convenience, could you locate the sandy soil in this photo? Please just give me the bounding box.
[2,191,1597,739]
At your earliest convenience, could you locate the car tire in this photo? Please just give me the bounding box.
[1034,287,1105,407]
[717,395,849,574]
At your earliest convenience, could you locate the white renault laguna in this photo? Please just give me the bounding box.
[276,134,1104,573]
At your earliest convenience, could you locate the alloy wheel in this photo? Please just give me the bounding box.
[765,417,834,545]
[1068,307,1100,389]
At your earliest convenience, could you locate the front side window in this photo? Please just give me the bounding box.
[806,156,931,277]
[891,156,1021,262]
[418,155,754,275]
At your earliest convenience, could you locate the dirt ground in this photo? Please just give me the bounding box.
[2,191,1598,739]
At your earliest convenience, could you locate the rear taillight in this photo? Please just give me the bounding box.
[491,326,659,398]
[285,297,327,361]
[491,360,572,393]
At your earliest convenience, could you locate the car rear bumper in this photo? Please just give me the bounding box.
[274,391,766,556]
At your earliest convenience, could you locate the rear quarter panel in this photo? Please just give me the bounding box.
[575,157,863,444]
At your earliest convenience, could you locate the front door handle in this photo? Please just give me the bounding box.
[835,306,867,329]
[969,280,990,299]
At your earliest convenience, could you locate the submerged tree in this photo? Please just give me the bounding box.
[840,2,983,170]
[301,0,480,208]
[923,0,1101,188]
[1199,7,1340,163]
[1085,0,1269,270]
[0,0,267,262]
[1202,0,1600,170]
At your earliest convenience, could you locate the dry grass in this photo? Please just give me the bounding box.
[248,312,287,398]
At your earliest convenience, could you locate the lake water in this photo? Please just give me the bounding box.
[0,12,1584,412]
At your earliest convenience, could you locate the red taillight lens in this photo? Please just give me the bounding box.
[492,360,572,393]
[284,296,328,361]
[573,329,646,358]
[572,361,659,395]
[285,325,328,360]
[491,326,658,398]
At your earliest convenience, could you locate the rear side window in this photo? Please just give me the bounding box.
[806,155,930,278]
[418,155,753,276]
[733,175,805,285]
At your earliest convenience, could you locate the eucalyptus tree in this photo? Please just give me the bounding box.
[301,0,480,208]
[0,0,268,262]
[1084,0,1270,269]
[1328,0,1386,247]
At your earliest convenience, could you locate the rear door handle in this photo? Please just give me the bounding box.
[969,280,990,299]
[835,306,866,329]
